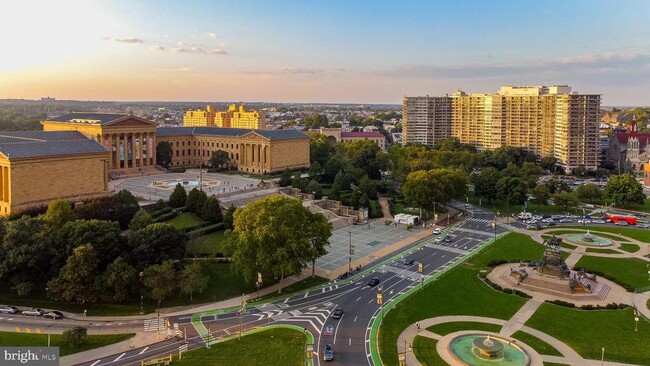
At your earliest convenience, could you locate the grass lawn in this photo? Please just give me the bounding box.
[169,328,304,366]
[585,248,619,254]
[412,336,447,366]
[426,321,501,336]
[647,299,650,311]
[526,304,650,364]
[573,256,650,291]
[0,331,134,356]
[556,226,650,242]
[378,232,542,365]
[166,212,205,230]
[187,230,230,257]
[511,330,561,356]
[619,243,641,253]
[560,242,577,250]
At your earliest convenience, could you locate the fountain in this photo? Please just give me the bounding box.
[562,231,612,247]
[583,230,594,242]
[449,334,530,365]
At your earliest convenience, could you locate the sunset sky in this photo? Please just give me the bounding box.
[1,0,649,105]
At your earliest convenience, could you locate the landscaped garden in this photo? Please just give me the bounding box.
[511,330,562,357]
[573,256,650,291]
[555,225,650,242]
[412,336,446,366]
[0,331,134,356]
[426,321,501,336]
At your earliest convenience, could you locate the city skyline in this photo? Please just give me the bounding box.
[1,0,649,105]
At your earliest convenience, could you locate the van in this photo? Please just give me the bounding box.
[518,212,532,220]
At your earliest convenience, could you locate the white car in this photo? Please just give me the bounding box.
[434,237,443,243]
[433,228,442,235]
[22,308,44,316]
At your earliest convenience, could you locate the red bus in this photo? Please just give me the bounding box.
[603,213,637,225]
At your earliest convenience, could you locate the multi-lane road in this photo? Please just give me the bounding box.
[9,203,506,366]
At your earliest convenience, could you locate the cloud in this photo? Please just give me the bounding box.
[246,67,344,76]
[170,46,228,55]
[375,50,650,80]
[208,32,220,39]
[156,67,192,72]
[149,45,165,51]
[103,36,144,44]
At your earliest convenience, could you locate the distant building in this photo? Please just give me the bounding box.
[403,85,601,171]
[183,105,216,127]
[216,105,266,130]
[308,128,386,151]
[40,97,56,102]
[607,121,650,175]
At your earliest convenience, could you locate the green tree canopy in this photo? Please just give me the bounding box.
[179,261,209,300]
[143,260,177,309]
[531,184,550,205]
[223,204,236,230]
[48,244,101,303]
[604,173,645,206]
[306,179,322,199]
[128,223,186,270]
[496,176,528,206]
[169,184,187,208]
[576,183,602,203]
[44,198,75,228]
[278,169,292,187]
[129,209,154,231]
[209,150,229,170]
[553,191,579,211]
[156,141,173,168]
[102,257,136,303]
[186,188,208,214]
[201,196,223,223]
[472,167,500,203]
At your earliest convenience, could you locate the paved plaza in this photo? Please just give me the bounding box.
[315,221,428,272]
[111,170,262,201]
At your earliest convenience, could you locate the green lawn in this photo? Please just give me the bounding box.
[555,226,650,242]
[573,256,650,291]
[426,321,501,336]
[166,212,205,230]
[619,243,641,253]
[378,232,541,365]
[560,242,577,250]
[168,328,304,366]
[526,304,650,364]
[0,331,134,356]
[585,248,619,254]
[412,336,447,366]
[511,330,562,356]
[187,230,230,257]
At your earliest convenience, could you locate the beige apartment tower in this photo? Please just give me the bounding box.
[402,96,451,147]
[216,105,267,130]
[403,85,600,171]
[183,105,217,127]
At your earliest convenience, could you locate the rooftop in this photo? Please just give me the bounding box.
[156,126,307,140]
[45,112,131,125]
[0,131,107,159]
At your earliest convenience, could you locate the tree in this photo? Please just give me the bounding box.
[209,150,229,170]
[201,196,223,223]
[47,244,101,303]
[322,154,347,183]
[54,219,123,272]
[540,156,558,171]
[305,213,332,277]
[278,169,292,187]
[553,192,579,211]
[156,141,173,168]
[143,260,177,310]
[63,326,87,347]
[169,183,187,208]
[306,180,322,199]
[44,198,75,227]
[496,177,527,206]
[403,170,434,217]
[179,261,209,300]
[291,172,306,192]
[185,188,207,214]
[102,257,136,303]
[576,183,602,203]
[307,162,322,182]
[572,166,588,177]
[129,209,154,231]
[129,223,186,270]
[358,175,378,200]
[531,184,550,205]
[223,205,236,230]
[604,173,645,206]
[309,134,336,166]
[228,195,331,293]
[472,167,500,203]
[111,190,140,229]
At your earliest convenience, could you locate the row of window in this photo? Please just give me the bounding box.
[174,140,239,149]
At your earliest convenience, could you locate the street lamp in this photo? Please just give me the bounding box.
[139,271,144,315]
[348,231,353,273]
[601,347,605,366]
[634,309,640,332]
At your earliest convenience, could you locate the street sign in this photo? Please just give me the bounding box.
[377,291,383,305]
[306,344,314,358]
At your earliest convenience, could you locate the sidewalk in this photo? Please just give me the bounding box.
[60,332,162,366]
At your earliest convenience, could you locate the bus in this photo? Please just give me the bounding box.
[603,213,637,225]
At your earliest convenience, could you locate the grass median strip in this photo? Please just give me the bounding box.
[619,243,641,253]
[426,321,501,336]
[412,336,447,366]
[0,331,134,356]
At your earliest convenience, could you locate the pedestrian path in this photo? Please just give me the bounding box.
[498,299,542,337]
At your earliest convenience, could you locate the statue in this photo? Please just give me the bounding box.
[543,234,562,251]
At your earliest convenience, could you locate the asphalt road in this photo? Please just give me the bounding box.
[14,202,506,366]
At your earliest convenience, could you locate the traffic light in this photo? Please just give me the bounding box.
[350,245,355,256]
[376,291,383,305]
[418,262,423,273]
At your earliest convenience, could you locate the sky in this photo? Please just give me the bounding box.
[0,0,649,105]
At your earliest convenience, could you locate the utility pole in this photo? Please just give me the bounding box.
[348,231,354,273]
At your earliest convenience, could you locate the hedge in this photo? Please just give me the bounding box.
[186,222,224,237]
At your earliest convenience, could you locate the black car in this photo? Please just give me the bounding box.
[367,278,381,287]
[402,258,415,266]
[323,344,334,361]
[332,308,344,319]
[444,236,452,243]
[42,311,64,319]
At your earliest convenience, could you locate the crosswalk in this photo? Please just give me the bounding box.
[466,218,494,224]
[254,302,335,331]
[143,318,165,332]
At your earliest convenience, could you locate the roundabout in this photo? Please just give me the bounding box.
[449,333,530,365]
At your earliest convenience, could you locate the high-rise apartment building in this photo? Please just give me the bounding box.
[402,96,451,147]
[183,105,216,127]
[216,105,266,130]
[402,85,600,171]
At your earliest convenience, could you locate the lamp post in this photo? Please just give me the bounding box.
[601,347,605,366]
[139,271,144,315]
[348,231,353,273]
[634,309,640,332]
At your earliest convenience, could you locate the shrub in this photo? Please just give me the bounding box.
[169,167,186,173]
[186,222,224,237]
[546,299,576,308]
[63,326,87,347]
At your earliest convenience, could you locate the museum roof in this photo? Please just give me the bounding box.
[156,126,308,140]
[0,131,107,159]
[45,112,132,125]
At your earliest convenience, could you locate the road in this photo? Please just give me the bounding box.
[13,202,505,366]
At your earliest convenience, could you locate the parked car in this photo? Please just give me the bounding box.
[402,258,415,266]
[367,278,381,287]
[22,308,44,316]
[332,308,344,319]
[0,306,18,314]
[444,236,452,243]
[615,221,629,226]
[433,228,442,235]
[434,237,443,243]
[42,311,63,319]
[323,344,334,361]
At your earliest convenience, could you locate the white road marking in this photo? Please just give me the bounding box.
[138,347,149,355]
[284,297,290,303]
[114,353,126,361]
[356,297,362,302]
[367,299,374,304]
[322,288,325,293]
[303,292,309,298]
[353,316,358,322]
[90,360,101,366]
[333,314,344,345]
[349,338,352,346]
